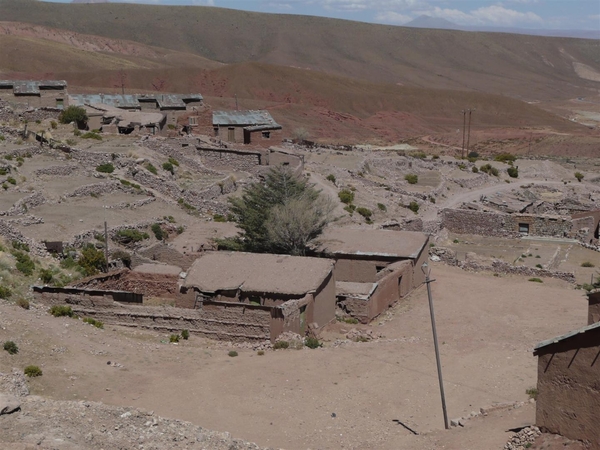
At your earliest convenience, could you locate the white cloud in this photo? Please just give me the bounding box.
[424,5,543,26]
[375,11,413,24]
[321,0,420,12]
[191,0,215,5]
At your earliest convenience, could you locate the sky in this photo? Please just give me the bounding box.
[44,1,600,30]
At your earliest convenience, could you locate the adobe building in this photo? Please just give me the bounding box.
[69,93,204,131]
[181,251,336,340]
[212,110,282,146]
[312,228,429,323]
[533,291,600,446]
[0,80,68,109]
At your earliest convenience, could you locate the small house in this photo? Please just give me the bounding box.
[0,80,67,109]
[181,252,336,341]
[212,110,282,146]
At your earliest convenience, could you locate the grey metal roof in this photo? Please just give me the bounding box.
[245,124,282,132]
[70,93,203,110]
[0,80,66,95]
[213,110,279,127]
[534,321,600,353]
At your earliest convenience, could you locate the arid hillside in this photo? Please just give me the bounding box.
[0,0,599,101]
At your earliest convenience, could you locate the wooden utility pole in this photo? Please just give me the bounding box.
[461,110,466,159]
[466,109,474,155]
[104,221,109,273]
[423,263,450,430]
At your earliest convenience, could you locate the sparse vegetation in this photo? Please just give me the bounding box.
[145,163,158,175]
[408,201,419,214]
[536,264,543,269]
[96,163,114,173]
[581,261,595,268]
[12,250,35,276]
[507,167,519,178]
[4,341,18,355]
[151,223,165,241]
[24,365,43,377]
[59,106,88,126]
[82,132,102,140]
[168,157,179,167]
[480,164,499,176]
[405,174,418,184]
[494,153,516,164]
[257,350,265,356]
[273,341,289,350]
[338,189,354,204]
[162,161,175,175]
[326,174,336,184]
[181,329,190,340]
[39,268,54,284]
[305,337,322,349]
[228,350,238,357]
[213,214,227,223]
[6,176,16,185]
[78,244,107,276]
[528,278,543,283]
[0,286,12,299]
[575,172,584,182]
[115,229,150,245]
[49,305,74,317]
[83,317,104,329]
[472,166,479,173]
[50,120,57,129]
[526,387,538,400]
[377,203,387,211]
[356,207,372,221]
[17,298,30,309]
[169,334,180,343]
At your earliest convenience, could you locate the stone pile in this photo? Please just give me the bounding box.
[504,426,541,450]
[35,164,79,177]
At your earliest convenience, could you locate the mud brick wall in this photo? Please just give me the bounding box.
[199,148,262,171]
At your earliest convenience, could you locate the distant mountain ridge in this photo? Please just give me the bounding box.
[404,14,599,40]
[71,0,110,3]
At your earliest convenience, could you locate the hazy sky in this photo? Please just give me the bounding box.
[43,1,600,30]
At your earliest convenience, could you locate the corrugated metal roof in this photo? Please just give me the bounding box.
[156,95,186,109]
[534,321,600,353]
[213,110,279,127]
[0,80,66,95]
[70,93,203,110]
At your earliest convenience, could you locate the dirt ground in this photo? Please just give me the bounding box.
[0,264,587,449]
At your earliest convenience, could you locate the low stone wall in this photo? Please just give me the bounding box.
[441,208,572,238]
[35,165,79,177]
[0,219,47,256]
[1,192,46,216]
[198,147,263,171]
[32,287,273,342]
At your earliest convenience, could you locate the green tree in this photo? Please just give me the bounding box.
[219,166,334,255]
[575,172,584,182]
[58,106,88,128]
[78,244,106,276]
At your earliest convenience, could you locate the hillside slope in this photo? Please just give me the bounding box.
[0,0,598,101]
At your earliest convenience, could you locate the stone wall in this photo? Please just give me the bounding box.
[198,148,263,171]
[441,208,573,238]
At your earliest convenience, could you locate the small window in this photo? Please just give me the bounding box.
[261,131,271,139]
[188,116,198,126]
[519,223,530,235]
[214,127,219,136]
[56,98,64,110]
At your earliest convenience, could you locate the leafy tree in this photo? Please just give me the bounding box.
[59,106,88,127]
[338,189,354,204]
[219,166,334,255]
[575,172,584,182]
[507,167,519,178]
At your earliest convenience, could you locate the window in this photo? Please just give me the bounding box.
[261,131,271,139]
[188,116,198,126]
[214,127,219,136]
[55,99,64,110]
[518,223,530,235]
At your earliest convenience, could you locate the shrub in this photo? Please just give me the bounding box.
[49,305,74,317]
[24,365,42,377]
[96,163,114,174]
[507,167,519,178]
[6,177,16,185]
[575,172,584,182]
[213,214,227,223]
[526,387,538,400]
[453,239,459,244]
[168,157,179,167]
[467,151,479,159]
[60,256,79,270]
[408,201,419,214]
[471,166,479,173]
[528,278,543,283]
[326,174,336,184]
[341,317,359,324]
[111,250,131,268]
[458,163,466,170]
[167,124,176,130]
[494,153,516,163]
[535,264,543,269]
[50,120,57,129]
[162,162,175,175]
[151,223,165,241]
[4,341,18,355]
[59,106,87,126]
[181,329,190,340]
[305,337,322,349]
[81,132,102,140]
[344,204,356,215]
[12,251,35,276]
[480,164,499,176]
[228,350,238,357]
[581,261,595,268]
[338,189,354,204]
[0,286,12,299]
[257,350,265,356]
[169,334,180,343]
[4,154,13,160]
[377,203,387,211]
[405,174,418,184]
[0,167,8,176]
[356,207,372,220]
[39,268,54,284]
[16,298,29,309]
[145,163,158,175]
[115,229,150,245]
[83,317,104,329]
[78,244,106,276]
[273,341,289,350]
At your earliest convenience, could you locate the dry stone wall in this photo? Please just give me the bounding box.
[199,148,262,171]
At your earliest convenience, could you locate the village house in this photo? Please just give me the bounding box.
[533,290,600,446]
[312,228,429,323]
[212,110,282,146]
[181,251,336,340]
[0,80,67,109]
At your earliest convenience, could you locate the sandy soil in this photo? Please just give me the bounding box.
[0,264,587,449]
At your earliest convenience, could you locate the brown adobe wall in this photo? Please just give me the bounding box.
[136,243,196,270]
[312,271,336,329]
[588,291,600,325]
[368,261,414,322]
[333,257,396,283]
[33,288,273,342]
[535,330,600,446]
